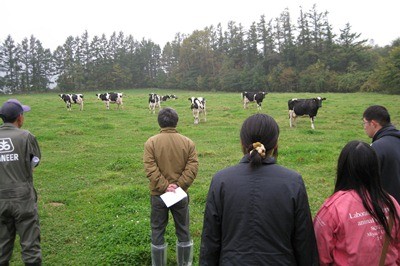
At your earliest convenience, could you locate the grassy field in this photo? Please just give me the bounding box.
[2,90,399,265]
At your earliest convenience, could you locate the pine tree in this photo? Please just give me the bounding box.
[0,35,20,93]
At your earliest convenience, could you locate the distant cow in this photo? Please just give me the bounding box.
[59,94,84,111]
[96,92,123,110]
[288,97,326,129]
[149,93,161,114]
[242,91,267,110]
[188,97,206,124]
[161,95,170,102]
[160,94,178,101]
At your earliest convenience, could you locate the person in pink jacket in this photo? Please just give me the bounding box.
[314,140,400,265]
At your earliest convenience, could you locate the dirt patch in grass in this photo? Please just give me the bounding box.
[48,202,65,207]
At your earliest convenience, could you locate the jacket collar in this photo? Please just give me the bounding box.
[0,122,18,129]
[239,154,277,165]
[159,127,178,133]
[373,124,400,142]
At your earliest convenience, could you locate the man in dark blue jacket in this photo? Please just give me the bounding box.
[363,105,400,204]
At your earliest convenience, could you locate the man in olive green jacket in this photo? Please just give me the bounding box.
[0,99,42,266]
[143,107,198,266]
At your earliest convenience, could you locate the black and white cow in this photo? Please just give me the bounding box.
[149,93,161,114]
[188,97,206,124]
[59,94,84,111]
[160,95,170,102]
[96,92,123,110]
[242,91,267,110]
[160,94,178,101]
[288,97,326,129]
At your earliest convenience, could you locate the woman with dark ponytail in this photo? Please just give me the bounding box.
[314,140,400,265]
[200,114,318,265]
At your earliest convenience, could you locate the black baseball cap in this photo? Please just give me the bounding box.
[0,99,31,121]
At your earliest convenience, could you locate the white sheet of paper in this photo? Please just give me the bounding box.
[160,187,187,207]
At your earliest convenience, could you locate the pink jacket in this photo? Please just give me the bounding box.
[314,190,400,266]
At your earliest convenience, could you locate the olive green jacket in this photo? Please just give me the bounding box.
[0,123,41,201]
[143,127,198,195]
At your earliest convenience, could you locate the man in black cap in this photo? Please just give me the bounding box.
[0,99,42,266]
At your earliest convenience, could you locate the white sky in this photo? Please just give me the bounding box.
[2,0,400,51]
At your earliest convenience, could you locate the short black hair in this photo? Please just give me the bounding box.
[158,108,179,128]
[363,105,391,126]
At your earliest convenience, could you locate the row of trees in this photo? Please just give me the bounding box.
[1,5,399,94]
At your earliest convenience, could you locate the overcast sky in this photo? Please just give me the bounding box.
[2,0,399,51]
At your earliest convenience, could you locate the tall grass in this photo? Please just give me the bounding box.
[2,91,399,265]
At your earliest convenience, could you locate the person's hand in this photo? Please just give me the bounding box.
[166,184,178,192]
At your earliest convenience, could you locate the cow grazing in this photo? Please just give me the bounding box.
[96,92,123,110]
[242,91,267,110]
[188,97,206,124]
[59,94,84,111]
[160,94,178,101]
[149,93,161,114]
[288,97,326,129]
[161,95,170,102]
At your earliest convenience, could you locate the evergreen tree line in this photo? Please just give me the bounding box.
[1,5,399,94]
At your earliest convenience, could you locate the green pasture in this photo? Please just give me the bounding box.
[2,90,399,265]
